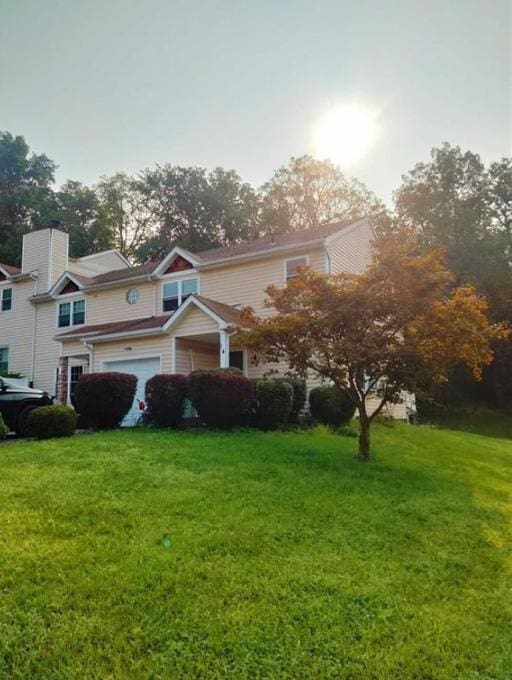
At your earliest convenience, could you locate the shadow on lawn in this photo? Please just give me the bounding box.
[420,408,512,440]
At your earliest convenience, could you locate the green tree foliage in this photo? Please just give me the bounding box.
[55,180,114,257]
[134,166,261,261]
[259,155,390,236]
[95,173,158,261]
[0,131,56,265]
[395,144,512,406]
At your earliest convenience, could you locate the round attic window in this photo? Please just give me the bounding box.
[126,288,140,305]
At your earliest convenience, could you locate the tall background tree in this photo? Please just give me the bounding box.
[95,173,157,261]
[54,180,114,258]
[259,155,391,236]
[133,166,261,261]
[394,144,512,407]
[0,131,56,266]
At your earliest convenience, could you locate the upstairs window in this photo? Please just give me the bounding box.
[1,288,12,311]
[58,299,86,328]
[0,347,8,373]
[162,278,198,312]
[73,299,85,325]
[285,257,308,281]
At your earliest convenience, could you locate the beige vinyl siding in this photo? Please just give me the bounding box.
[85,281,157,325]
[69,251,128,276]
[0,279,36,383]
[175,338,218,375]
[91,336,172,374]
[62,339,89,356]
[31,300,63,395]
[200,247,326,317]
[365,396,408,420]
[173,306,220,336]
[326,220,374,275]
[22,229,69,293]
[50,230,69,288]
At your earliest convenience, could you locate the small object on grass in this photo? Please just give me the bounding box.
[159,534,173,550]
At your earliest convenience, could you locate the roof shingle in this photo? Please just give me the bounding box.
[56,314,172,339]
[0,262,21,276]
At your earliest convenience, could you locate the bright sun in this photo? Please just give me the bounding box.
[312,103,377,166]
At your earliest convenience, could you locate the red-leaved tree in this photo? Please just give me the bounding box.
[237,233,508,460]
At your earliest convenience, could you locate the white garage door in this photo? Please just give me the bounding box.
[102,357,160,426]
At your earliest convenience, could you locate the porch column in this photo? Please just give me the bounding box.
[219,330,230,368]
[57,356,69,404]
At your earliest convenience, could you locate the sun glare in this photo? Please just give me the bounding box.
[313,103,378,166]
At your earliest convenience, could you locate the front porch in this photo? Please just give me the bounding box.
[54,294,249,405]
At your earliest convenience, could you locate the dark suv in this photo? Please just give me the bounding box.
[0,378,52,436]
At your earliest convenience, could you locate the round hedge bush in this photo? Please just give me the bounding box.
[27,405,77,439]
[75,372,137,430]
[309,386,355,427]
[145,373,188,427]
[253,378,293,429]
[280,377,306,422]
[188,369,253,429]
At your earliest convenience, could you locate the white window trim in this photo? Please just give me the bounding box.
[0,287,13,313]
[57,296,86,329]
[284,255,309,282]
[161,276,200,312]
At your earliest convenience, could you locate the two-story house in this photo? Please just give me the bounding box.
[1,217,405,423]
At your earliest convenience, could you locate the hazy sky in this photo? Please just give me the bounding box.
[1,0,510,203]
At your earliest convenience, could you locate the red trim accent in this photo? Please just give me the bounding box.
[60,280,80,295]
[164,256,193,274]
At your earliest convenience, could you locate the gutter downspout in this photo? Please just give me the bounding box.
[83,342,94,373]
[29,272,39,387]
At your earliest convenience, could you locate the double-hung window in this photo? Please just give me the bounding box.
[285,257,308,282]
[0,347,9,374]
[72,299,85,325]
[1,288,12,311]
[58,299,86,328]
[162,278,198,312]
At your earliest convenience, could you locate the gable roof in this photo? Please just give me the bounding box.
[26,217,370,296]
[0,262,21,277]
[55,314,173,340]
[55,295,243,343]
[194,219,360,263]
[72,218,363,287]
[194,295,243,325]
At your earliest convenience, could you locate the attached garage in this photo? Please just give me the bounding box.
[102,356,161,426]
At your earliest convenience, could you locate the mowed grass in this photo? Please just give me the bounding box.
[0,423,510,679]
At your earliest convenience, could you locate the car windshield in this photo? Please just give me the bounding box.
[2,377,26,389]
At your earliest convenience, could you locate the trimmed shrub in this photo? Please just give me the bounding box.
[188,370,253,429]
[145,374,188,427]
[280,377,306,422]
[253,378,294,429]
[75,372,137,430]
[309,386,356,427]
[27,405,77,439]
[0,413,7,440]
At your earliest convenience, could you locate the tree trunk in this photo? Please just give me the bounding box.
[357,409,371,461]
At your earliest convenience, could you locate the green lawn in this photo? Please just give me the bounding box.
[0,423,510,679]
